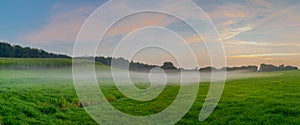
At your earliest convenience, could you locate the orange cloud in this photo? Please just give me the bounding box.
[228,53,300,58]
[225,40,300,47]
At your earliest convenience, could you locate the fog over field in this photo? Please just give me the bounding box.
[68,65,278,85]
[97,70,277,85]
[4,67,277,85]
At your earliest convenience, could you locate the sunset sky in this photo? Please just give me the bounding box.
[1,0,299,68]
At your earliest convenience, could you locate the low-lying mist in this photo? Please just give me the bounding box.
[95,69,271,85]
[3,67,277,86]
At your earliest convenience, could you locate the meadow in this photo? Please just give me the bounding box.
[0,58,299,124]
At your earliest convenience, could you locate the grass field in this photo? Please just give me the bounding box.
[0,60,299,124]
[0,58,107,70]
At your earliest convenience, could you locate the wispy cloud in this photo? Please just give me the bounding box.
[207,1,296,42]
[252,6,294,28]
[221,25,253,40]
[103,13,176,41]
[208,9,248,19]
[228,53,300,58]
[22,4,96,45]
[217,7,293,41]
[225,40,300,47]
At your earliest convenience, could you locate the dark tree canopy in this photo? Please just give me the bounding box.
[0,42,70,58]
[199,66,219,72]
[221,66,258,72]
[161,62,178,70]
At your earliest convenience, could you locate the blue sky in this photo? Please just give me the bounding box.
[0,0,105,53]
[0,0,299,67]
[0,0,54,39]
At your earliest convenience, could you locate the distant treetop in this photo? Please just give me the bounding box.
[161,62,178,70]
[259,63,298,72]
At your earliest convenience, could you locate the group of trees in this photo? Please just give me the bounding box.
[93,56,299,72]
[96,57,159,72]
[161,62,178,70]
[200,64,298,72]
[198,64,298,72]
[92,56,262,72]
[221,66,258,72]
[199,67,219,72]
[75,56,158,72]
[259,64,298,72]
[197,66,258,72]
[78,56,176,72]
[0,42,70,58]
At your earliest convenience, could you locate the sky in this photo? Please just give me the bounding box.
[0,0,300,68]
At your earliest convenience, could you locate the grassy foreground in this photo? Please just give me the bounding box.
[0,66,299,124]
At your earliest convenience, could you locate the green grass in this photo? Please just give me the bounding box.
[179,71,300,124]
[0,58,108,70]
[0,64,299,124]
[0,58,72,69]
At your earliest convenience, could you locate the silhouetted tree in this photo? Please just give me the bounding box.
[161,62,177,70]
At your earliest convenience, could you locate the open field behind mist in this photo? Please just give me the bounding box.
[0,63,299,124]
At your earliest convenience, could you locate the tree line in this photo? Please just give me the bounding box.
[77,56,159,72]
[0,42,70,58]
[1,42,298,72]
[80,56,298,72]
[259,64,298,72]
